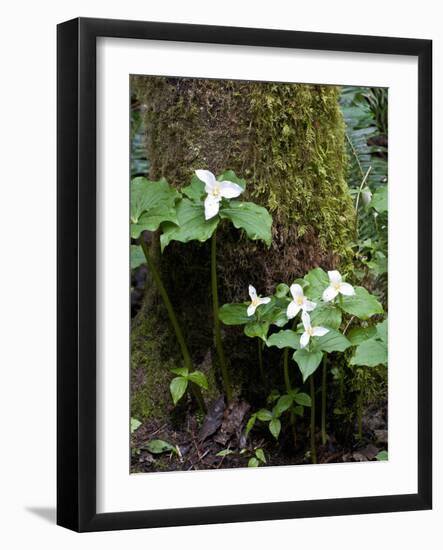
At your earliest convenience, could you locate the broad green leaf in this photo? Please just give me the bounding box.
[274,395,293,417]
[217,170,246,191]
[350,338,387,367]
[293,349,323,382]
[219,303,250,325]
[160,198,219,251]
[170,376,188,405]
[144,439,177,454]
[181,176,205,201]
[266,330,300,350]
[316,329,351,353]
[376,319,388,344]
[304,267,329,301]
[255,448,266,463]
[170,367,189,377]
[256,409,273,422]
[376,450,388,461]
[245,414,257,436]
[347,326,377,345]
[294,405,304,416]
[248,457,260,467]
[269,418,281,439]
[310,305,342,330]
[188,370,209,390]
[219,201,272,246]
[370,186,388,213]
[216,449,235,457]
[244,321,270,342]
[130,245,145,269]
[130,417,142,434]
[294,392,311,407]
[258,298,289,327]
[365,251,387,275]
[130,177,179,238]
[340,286,384,320]
[275,283,290,298]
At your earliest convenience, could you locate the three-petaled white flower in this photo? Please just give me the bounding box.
[300,311,329,348]
[195,169,243,220]
[287,283,316,319]
[247,285,271,317]
[322,270,355,302]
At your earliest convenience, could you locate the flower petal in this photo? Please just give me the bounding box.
[304,300,317,312]
[287,301,300,319]
[322,286,338,302]
[219,180,243,199]
[312,326,329,337]
[339,282,355,296]
[259,297,271,305]
[328,270,342,284]
[204,194,221,220]
[195,169,216,191]
[301,311,311,331]
[248,285,257,301]
[247,303,256,317]
[290,283,304,300]
[300,332,310,348]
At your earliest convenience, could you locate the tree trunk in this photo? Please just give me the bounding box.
[131,76,354,421]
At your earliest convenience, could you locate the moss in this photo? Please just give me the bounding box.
[131,76,355,420]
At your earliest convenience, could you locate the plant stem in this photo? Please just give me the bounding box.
[141,240,206,413]
[321,355,328,446]
[257,339,265,385]
[211,231,232,402]
[310,376,317,464]
[283,348,297,446]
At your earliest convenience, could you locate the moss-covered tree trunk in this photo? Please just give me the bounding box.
[131,76,354,422]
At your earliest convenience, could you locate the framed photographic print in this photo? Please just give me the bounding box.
[57,17,432,532]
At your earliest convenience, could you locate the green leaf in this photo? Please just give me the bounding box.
[218,303,251,325]
[244,321,270,342]
[188,370,209,390]
[266,330,300,350]
[219,201,272,246]
[245,414,257,436]
[316,329,351,353]
[130,417,142,434]
[293,349,323,382]
[269,418,281,439]
[376,450,388,461]
[144,439,177,455]
[248,457,260,467]
[310,305,342,330]
[304,267,329,301]
[293,392,311,407]
[347,326,377,345]
[350,338,387,367]
[130,245,146,269]
[275,283,290,298]
[160,198,219,251]
[255,448,266,463]
[181,175,205,201]
[258,298,289,327]
[340,286,384,320]
[170,376,188,405]
[376,319,388,344]
[170,367,189,377]
[216,449,235,457]
[294,405,304,417]
[217,170,247,191]
[274,395,293,417]
[370,186,387,213]
[256,409,273,422]
[130,177,179,238]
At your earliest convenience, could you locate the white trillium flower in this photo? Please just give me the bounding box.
[322,270,355,302]
[195,169,243,220]
[247,285,271,317]
[300,311,329,348]
[287,284,316,319]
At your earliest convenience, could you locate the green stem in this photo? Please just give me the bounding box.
[283,347,297,445]
[310,376,317,464]
[211,231,232,402]
[141,240,206,413]
[321,355,327,446]
[257,339,265,384]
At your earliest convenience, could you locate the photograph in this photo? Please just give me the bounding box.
[129,75,389,473]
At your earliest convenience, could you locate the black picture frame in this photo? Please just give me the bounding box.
[57,17,432,532]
